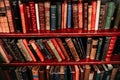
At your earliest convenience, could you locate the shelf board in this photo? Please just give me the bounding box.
[0,59,120,66]
[0,31,120,38]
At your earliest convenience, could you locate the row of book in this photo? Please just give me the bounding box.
[0,0,120,33]
[0,64,120,80]
[0,36,119,63]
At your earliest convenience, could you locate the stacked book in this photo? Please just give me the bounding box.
[0,0,120,33]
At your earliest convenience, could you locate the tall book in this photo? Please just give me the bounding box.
[72,0,78,29]
[65,38,80,61]
[47,39,62,62]
[56,38,70,60]
[0,0,10,33]
[86,37,92,59]
[51,38,65,60]
[61,0,67,29]
[102,64,109,80]
[32,66,40,80]
[38,66,45,80]
[83,3,88,30]
[29,39,44,62]
[35,0,40,31]
[104,2,115,30]
[95,0,101,30]
[29,0,37,32]
[79,65,84,80]
[67,0,72,29]
[84,65,91,80]
[74,65,79,80]
[105,36,117,61]
[44,1,50,31]
[19,0,28,33]
[50,3,57,31]
[90,38,98,60]
[91,1,97,30]
[4,0,15,33]
[88,5,92,31]
[11,0,22,32]
[38,1,45,31]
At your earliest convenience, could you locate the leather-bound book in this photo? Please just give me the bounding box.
[86,37,92,59]
[65,38,80,61]
[84,65,91,80]
[32,66,40,80]
[39,66,45,80]
[74,65,79,80]
[46,65,51,80]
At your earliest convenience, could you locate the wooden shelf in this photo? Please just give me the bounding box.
[0,30,120,38]
[0,59,120,66]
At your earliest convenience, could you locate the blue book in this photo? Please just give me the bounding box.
[67,0,72,28]
[50,4,57,31]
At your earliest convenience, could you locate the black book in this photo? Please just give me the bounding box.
[113,37,120,55]
[9,67,18,80]
[10,0,22,32]
[0,67,6,80]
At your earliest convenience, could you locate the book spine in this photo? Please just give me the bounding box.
[104,2,115,30]
[56,38,70,60]
[29,40,44,62]
[113,4,120,29]
[19,1,27,33]
[39,2,45,31]
[22,39,37,62]
[88,5,92,31]
[29,1,37,32]
[11,0,22,32]
[67,0,72,28]
[51,38,65,60]
[56,2,62,29]
[0,0,10,33]
[72,1,78,29]
[61,0,67,29]
[35,1,40,31]
[83,3,88,30]
[86,37,92,58]
[95,0,101,30]
[50,4,57,31]
[32,66,39,80]
[78,1,83,29]
[96,38,103,60]
[90,39,98,60]
[91,1,97,30]
[44,1,50,30]
[65,38,80,61]
[105,36,117,61]
[4,0,15,33]
[47,39,62,62]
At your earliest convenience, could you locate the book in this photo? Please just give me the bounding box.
[79,65,84,80]
[104,2,116,30]
[53,66,60,80]
[67,0,72,29]
[61,0,67,29]
[56,38,70,60]
[38,1,45,31]
[113,37,120,55]
[29,39,44,62]
[44,1,50,31]
[29,0,37,32]
[102,64,109,80]
[46,65,51,80]
[65,38,80,61]
[74,65,79,80]
[78,0,83,29]
[32,66,40,80]
[91,1,97,30]
[4,0,15,33]
[47,39,62,62]
[39,66,45,80]
[88,5,92,31]
[51,38,65,60]
[49,66,55,80]
[72,0,78,29]
[105,36,117,61]
[90,38,98,60]
[95,0,101,30]
[86,37,92,59]
[84,65,91,80]
[35,0,40,31]
[60,66,65,80]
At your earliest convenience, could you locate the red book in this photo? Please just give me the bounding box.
[91,1,97,30]
[105,36,117,61]
[19,1,28,33]
[51,38,65,60]
[78,1,83,30]
[39,2,45,31]
[29,1,37,32]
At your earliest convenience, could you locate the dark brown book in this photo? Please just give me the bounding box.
[39,66,45,80]
[46,65,51,80]
[65,38,80,61]
[84,65,91,80]
[86,37,92,59]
